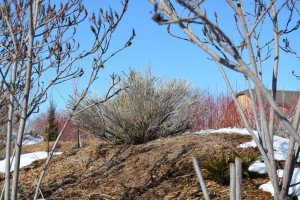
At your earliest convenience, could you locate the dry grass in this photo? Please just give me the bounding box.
[22,139,102,154]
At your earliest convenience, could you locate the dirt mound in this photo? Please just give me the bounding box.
[1,133,272,199]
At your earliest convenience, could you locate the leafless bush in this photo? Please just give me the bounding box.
[76,68,200,144]
[189,89,244,131]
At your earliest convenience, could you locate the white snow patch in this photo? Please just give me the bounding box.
[22,135,44,146]
[191,127,252,135]
[238,140,257,148]
[239,135,292,161]
[187,127,300,198]
[236,129,300,197]
[259,181,275,196]
[248,161,267,174]
[0,151,62,173]
[259,168,300,197]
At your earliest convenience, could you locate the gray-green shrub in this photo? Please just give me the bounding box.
[75,68,200,144]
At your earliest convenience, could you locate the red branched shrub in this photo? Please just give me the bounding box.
[190,88,297,134]
[219,94,243,128]
[190,89,244,131]
[56,111,93,141]
[29,110,93,141]
[29,112,47,137]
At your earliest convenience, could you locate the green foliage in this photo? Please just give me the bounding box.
[201,151,260,185]
[44,100,59,142]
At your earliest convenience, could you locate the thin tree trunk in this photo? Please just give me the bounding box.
[280,97,300,198]
[34,70,96,199]
[34,112,73,199]
[245,76,264,147]
[268,2,279,145]
[230,163,236,200]
[4,61,17,200]
[215,61,280,200]
[47,124,49,157]
[235,2,279,194]
[256,85,279,194]
[215,61,270,167]
[11,1,34,199]
[192,157,210,200]
[235,158,242,200]
[0,149,15,200]
[77,127,81,148]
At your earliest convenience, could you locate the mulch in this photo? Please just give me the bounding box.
[0,133,273,199]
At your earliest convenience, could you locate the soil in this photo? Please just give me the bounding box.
[0,133,273,199]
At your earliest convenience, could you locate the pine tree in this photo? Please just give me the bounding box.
[44,100,59,141]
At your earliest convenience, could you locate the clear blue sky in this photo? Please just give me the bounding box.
[47,0,300,111]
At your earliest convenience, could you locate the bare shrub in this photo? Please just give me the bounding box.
[190,89,244,130]
[76,68,200,144]
[189,88,298,135]
[28,110,92,142]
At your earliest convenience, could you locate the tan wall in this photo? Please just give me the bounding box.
[237,95,252,112]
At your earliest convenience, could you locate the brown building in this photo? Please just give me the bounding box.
[236,89,300,112]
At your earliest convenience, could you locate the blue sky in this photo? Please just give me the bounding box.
[47,0,300,111]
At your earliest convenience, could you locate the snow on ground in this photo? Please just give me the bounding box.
[248,160,267,174]
[239,134,291,161]
[10,132,44,146]
[192,127,300,198]
[191,127,252,135]
[239,131,299,197]
[0,134,61,174]
[259,168,300,197]
[0,151,62,173]
[22,134,44,145]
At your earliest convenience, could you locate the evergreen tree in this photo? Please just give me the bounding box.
[44,100,59,141]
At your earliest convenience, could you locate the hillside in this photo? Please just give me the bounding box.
[0,133,272,199]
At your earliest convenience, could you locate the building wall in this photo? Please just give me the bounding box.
[237,93,292,115]
[236,94,252,112]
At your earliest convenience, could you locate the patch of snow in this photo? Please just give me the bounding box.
[238,140,257,148]
[259,181,275,196]
[285,168,300,196]
[191,127,252,135]
[259,168,300,197]
[239,135,292,161]
[188,127,300,198]
[0,151,62,173]
[272,136,290,161]
[22,135,44,146]
[236,129,300,198]
[249,161,267,174]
